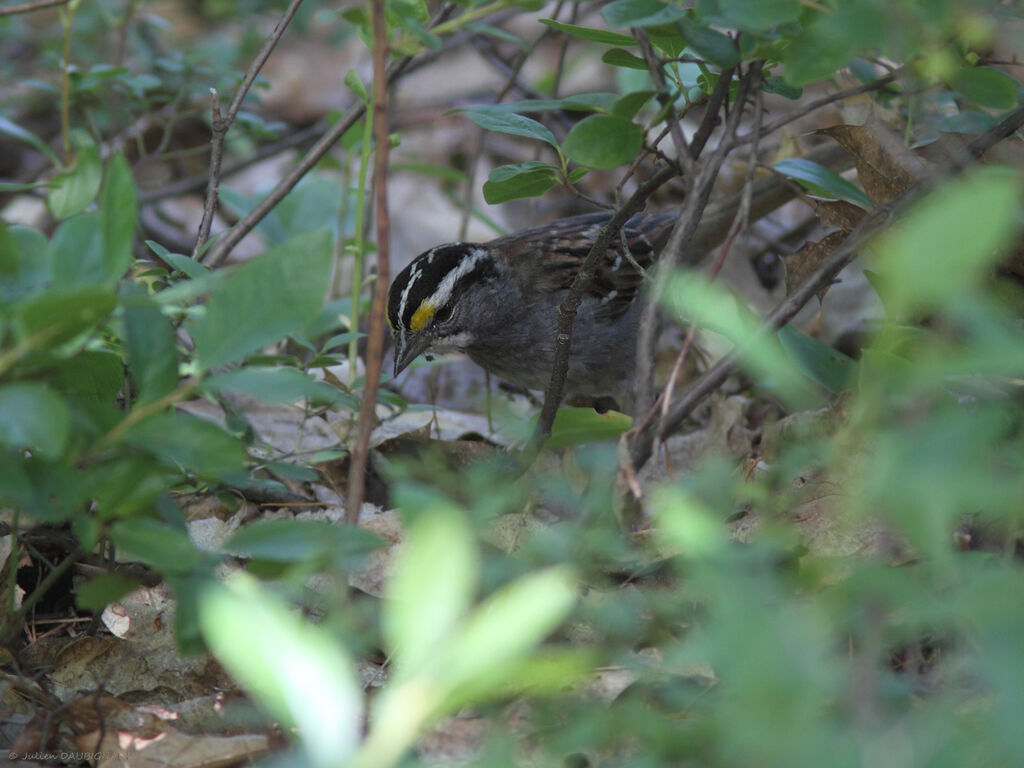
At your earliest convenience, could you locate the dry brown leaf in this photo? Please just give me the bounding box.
[784,231,849,301]
[818,114,935,205]
[808,199,867,232]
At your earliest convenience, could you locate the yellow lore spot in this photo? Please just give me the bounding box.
[409,302,435,333]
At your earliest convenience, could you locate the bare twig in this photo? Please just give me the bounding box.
[346,0,392,526]
[0,0,66,17]
[191,0,305,259]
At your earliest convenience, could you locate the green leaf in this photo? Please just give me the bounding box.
[76,572,141,612]
[199,574,361,768]
[482,162,560,204]
[223,519,384,564]
[385,505,477,680]
[125,411,246,477]
[122,292,179,404]
[323,331,365,350]
[661,272,814,406]
[538,18,637,45]
[443,566,577,692]
[204,366,357,408]
[646,24,687,57]
[612,90,658,119]
[99,153,138,284]
[14,288,116,346]
[602,48,649,70]
[773,158,872,209]
[947,67,1019,110]
[777,325,858,394]
[676,19,740,67]
[545,407,633,447]
[0,223,49,303]
[652,487,727,558]
[782,1,884,87]
[153,266,229,306]
[0,384,71,459]
[562,115,643,169]
[344,71,366,104]
[718,0,802,31]
[0,116,59,167]
[0,220,17,274]
[464,93,618,114]
[761,75,803,100]
[47,137,102,219]
[51,350,125,403]
[464,21,530,50]
[873,168,1023,315]
[110,517,200,574]
[147,241,209,279]
[464,110,559,148]
[83,455,169,520]
[221,175,342,247]
[192,229,333,371]
[602,0,688,28]
[48,212,103,289]
[566,167,589,184]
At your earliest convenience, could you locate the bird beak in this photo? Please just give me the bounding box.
[393,331,431,378]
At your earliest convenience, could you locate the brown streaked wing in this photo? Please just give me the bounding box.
[490,212,674,318]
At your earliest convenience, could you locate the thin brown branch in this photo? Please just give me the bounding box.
[346,0,392,526]
[191,0,305,259]
[656,89,764,429]
[0,0,66,16]
[633,62,762,416]
[736,71,899,149]
[635,29,694,175]
[192,88,225,259]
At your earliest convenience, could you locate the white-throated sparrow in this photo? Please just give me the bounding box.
[387,211,675,411]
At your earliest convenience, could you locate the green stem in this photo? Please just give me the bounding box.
[349,93,375,387]
[59,3,76,165]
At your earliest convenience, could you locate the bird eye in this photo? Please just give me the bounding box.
[434,304,453,324]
